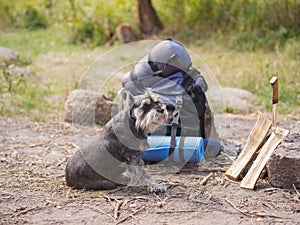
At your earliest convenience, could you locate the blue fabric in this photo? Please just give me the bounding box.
[142,136,204,163]
[151,72,185,105]
[122,55,187,105]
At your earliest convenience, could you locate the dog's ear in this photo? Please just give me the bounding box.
[129,106,136,120]
[141,98,151,106]
[129,101,140,120]
[143,88,160,103]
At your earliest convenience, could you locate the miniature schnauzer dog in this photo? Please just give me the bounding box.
[65,90,168,192]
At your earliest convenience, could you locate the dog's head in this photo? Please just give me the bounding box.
[130,90,168,134]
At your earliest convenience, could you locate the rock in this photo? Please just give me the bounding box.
[221,87,255,112]
[266,123,300,189]
[115,23,138,44]
[208,86,255,113]
[0,47,19,64]
[64,89,117,126]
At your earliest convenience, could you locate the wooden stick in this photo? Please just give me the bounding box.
[225,198,251,217]
[270,76,278,126]
[10,206,42,218]
[225,199,283,219]
[156,209,197,214]
[292,184,300,198]
[114,200,124,219]
[240,127,289,189]
[199,172,213,185]
[104,195,116,208]
[88,206,116,222]
[225,113,272,180]
[115,206,145,225]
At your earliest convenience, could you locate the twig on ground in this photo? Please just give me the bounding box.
[56,158,67,167]
[222,151,236,162]
[154,194,169,208]
[104,195,115,208]
[225,198,283,219]
[199,172,213,186]
[65,188,72,198]
[115,206,145,225]
[10,206,42,218]
[292,184,300,198]
[198,168,227,173]
[225,198,251,217]
[114,200,124,219]
[88,206,116,222]
[224,177,239,184]
[253,211,283,218]
[71,142,80,149]
[156,209,197,214]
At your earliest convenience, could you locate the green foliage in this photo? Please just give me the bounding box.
[156,0,300,51]
[64,0,137,47]
[0,28,81,57]
[106,89,118,100]
[0,62,61,120]
[0,63,26,98]
[254,79,300,114]
[1,0,299,49]
[0,0,48,30]
[23,6,48,29]
[284,38,300,60]
[69,15,107,47]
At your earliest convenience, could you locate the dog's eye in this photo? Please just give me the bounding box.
[142,103,151,112]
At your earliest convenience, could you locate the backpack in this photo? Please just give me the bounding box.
[121,39,208,152]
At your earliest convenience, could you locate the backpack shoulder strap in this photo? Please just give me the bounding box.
[130,69,145,92]
[169,95,183,161]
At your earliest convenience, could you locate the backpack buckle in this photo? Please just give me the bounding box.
[176,95,183,110]
[172,110,180,127]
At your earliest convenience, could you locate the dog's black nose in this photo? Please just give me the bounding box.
[157,108,165,114]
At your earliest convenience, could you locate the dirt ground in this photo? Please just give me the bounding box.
[0,113,300,225]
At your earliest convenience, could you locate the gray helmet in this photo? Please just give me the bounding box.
[148,39,192,76]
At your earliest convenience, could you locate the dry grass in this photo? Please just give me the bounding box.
[20,41,300,118]
[191,39,300,113]
[0,29,299,120]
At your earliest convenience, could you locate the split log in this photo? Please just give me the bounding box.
[225,113,272,180]
[240,127,289,189]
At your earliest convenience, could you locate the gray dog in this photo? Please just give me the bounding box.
[65,91,168,192]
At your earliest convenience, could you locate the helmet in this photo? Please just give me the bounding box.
[148,39,192,76]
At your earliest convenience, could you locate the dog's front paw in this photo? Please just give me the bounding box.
[147,183,167,193]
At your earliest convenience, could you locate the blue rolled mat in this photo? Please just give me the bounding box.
[142,136,204,163]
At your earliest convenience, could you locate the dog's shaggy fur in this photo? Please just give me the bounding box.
[65,91,168,192]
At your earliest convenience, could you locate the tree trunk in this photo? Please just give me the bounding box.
[137,0,163,36]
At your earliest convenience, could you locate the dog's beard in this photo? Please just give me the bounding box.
[134,107,167,133]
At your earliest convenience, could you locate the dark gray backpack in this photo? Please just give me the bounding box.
[121,39,208,153]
